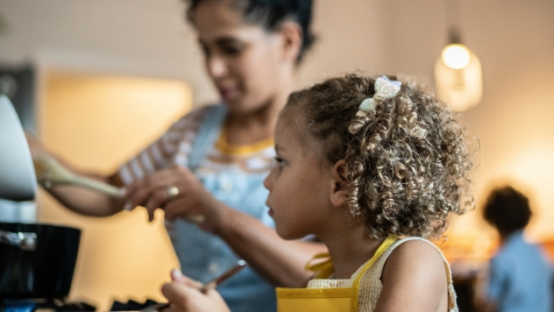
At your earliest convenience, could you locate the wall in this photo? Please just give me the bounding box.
[0,0,388,103]
[1,0,554,308]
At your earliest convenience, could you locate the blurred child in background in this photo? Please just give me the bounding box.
[477,185,553,312]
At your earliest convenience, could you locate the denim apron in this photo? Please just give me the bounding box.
[166,105,276,312]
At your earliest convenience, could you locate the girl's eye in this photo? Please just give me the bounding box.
[274,157,286,169]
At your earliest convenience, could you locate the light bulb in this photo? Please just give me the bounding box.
[441,44,471,69]
[435,48,483,112]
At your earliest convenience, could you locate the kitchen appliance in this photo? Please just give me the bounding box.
[0,95,84,310]
[0,95,36,201]
[0,222,81,298]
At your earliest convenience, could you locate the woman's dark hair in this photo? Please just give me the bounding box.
[483,186,532,237]
[186,0,315,63]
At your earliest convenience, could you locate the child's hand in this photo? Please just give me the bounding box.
[161,269,231,312]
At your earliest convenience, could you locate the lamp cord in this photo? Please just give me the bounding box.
[445,0,462,44]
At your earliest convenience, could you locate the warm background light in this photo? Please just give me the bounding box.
[39,71,191,310]
[435,47,482,112]
[441,44,471,69]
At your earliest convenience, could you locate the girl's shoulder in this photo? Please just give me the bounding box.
[368,237,448,284]
[371,237,457,311]
[387,237,445,260]
[384,237,447,275]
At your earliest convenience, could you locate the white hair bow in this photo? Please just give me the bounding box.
[357,76,402,114]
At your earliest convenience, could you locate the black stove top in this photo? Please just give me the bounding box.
[1,299,95,312]
[1,298,159,312]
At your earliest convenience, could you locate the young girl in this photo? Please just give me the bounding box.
[161,74,474,312]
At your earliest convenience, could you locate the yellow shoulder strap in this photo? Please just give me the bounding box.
[305,236,398,280]
[348,236,397,311]
[305,252,335,279]
[352,236,397,284]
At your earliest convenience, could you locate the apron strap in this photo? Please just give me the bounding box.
[188,105,227,173]
[351,236,397,284]
[306,236,398,281]
[306,253,335,279]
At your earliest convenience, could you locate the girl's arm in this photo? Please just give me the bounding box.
[374,240,449,312]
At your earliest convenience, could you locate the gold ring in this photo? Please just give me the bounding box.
[167,186,179,199]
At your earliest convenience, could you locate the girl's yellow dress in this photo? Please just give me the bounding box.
[276,236,458,312]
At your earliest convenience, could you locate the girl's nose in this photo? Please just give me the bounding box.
[263,171,273,191]
[206,55,228,79]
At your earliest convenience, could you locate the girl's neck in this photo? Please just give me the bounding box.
[319,218,384,280]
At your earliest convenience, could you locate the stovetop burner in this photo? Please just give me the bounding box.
[1,298,95,312]
[1,298,160,312]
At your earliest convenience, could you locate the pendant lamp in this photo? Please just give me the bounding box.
[434,2,482,112]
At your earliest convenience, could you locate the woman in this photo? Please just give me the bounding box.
[29,0,325,311]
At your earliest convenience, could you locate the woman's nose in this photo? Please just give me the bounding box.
[206,55,228,78]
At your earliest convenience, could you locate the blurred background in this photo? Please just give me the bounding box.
[0,0,553,310]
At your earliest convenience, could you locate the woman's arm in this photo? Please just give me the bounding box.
[40,171,124,217]
[126,165,327,287]
[26,133,124,216]
[374,240,449,312]
[211,203,326,287]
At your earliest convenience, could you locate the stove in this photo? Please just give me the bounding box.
[1,298,160,312]
[1,299,95,312]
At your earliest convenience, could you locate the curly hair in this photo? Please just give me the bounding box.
[285,74,474,239]
[483,186,531,237]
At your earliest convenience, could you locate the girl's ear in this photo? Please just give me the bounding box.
[277,21,302,64]
[330,159,349,208]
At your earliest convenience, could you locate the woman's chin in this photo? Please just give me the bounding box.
[222,98,247,112]
[219,89,241,104]
[223,101,265,116]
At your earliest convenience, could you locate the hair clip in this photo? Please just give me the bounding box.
[356,76,402,116]
[410,125,427,139]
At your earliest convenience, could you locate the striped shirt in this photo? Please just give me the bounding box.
[117,106,275,185]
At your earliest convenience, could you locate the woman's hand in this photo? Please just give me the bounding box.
[161,270,231,312]
[124,165,225,228]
